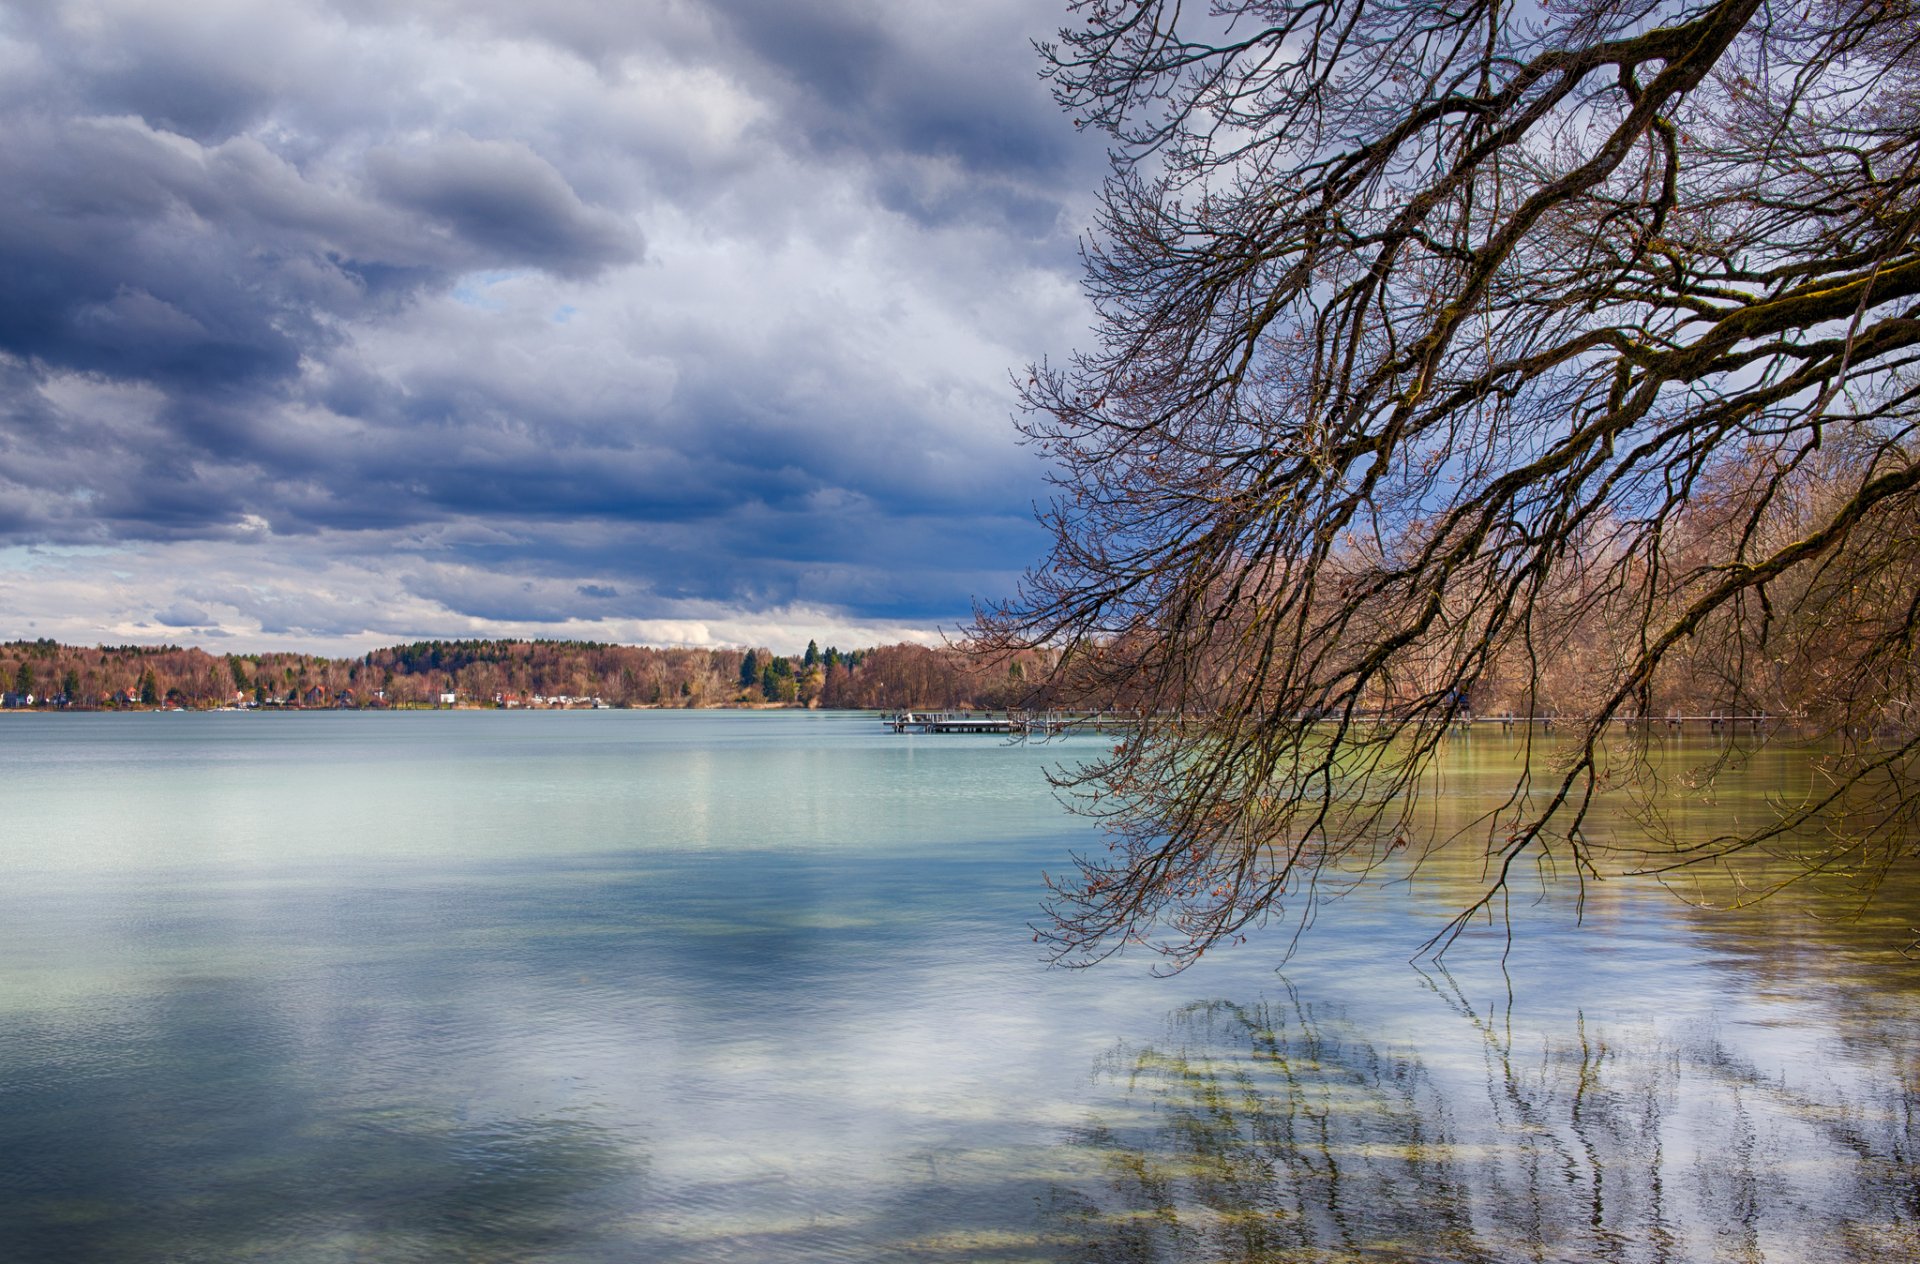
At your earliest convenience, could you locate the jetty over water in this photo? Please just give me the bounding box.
[881,710,1134,735]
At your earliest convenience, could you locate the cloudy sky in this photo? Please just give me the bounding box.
[0,0,1102,653]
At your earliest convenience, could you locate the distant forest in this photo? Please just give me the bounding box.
[0,637,1056,712]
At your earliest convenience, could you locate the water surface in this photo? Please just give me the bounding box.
[0,711,1913,1261]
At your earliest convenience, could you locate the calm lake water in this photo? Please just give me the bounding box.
[0,710,1913,1262]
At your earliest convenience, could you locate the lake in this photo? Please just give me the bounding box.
[0,710,1913,1261]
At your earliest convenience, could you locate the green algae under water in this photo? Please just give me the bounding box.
[0,710,1912,1262]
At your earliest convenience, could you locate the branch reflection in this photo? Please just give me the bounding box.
[1052,979,1918,1263]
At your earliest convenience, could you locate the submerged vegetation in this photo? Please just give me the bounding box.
[1052,993,1917,1262]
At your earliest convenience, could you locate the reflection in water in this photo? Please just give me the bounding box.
[0,976,647,1263]
[1053,983,1918,1263]
[3,716,1917,1261]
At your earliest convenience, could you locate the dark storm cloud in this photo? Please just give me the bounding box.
[0,118,309,387]
[365,137,640,278]
[714,0,1072,171]
[707,0,1082,236]
[0,0,1098,643]
[0,113,635,387]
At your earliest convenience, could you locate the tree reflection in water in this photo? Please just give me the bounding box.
[1051,980,1917,1263]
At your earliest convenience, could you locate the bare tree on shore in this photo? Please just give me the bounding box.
[978,0,1920,966]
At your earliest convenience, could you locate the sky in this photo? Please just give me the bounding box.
[0,0,1103,654]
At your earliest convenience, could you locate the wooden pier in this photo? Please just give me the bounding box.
[882,710,1134,735]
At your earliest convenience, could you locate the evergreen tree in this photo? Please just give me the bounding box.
[804,640,819,669]
[12,662,32,698]
[138,668,158,706]
[739,649,759,690]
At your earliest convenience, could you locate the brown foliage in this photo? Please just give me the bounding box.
[0,638,1056,714]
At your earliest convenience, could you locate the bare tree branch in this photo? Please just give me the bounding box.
[984,0,1920,969]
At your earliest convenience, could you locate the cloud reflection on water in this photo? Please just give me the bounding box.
[3,715,1916,1262]
[1,976,647,1263]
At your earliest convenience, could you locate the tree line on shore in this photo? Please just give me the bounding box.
[2,582,1878,717]
[0,637,1058,712]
